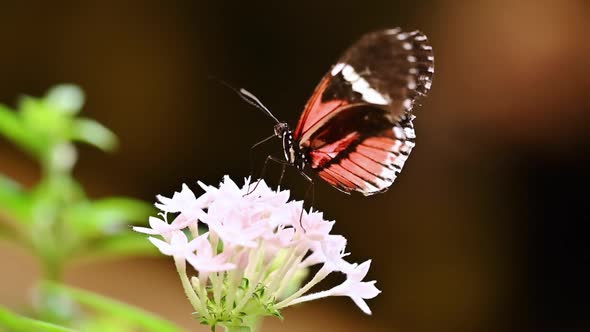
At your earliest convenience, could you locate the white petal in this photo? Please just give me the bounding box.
[132,226,160,235]
[148,237,174,256]
[349,260,371,282]
[351,296,373,315]
[355,280,381,299]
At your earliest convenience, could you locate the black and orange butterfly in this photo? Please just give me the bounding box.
[238,28,434,195]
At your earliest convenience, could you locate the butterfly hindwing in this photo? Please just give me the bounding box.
[312,114,416,195]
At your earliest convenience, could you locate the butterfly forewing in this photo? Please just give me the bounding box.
[293,28,433,195]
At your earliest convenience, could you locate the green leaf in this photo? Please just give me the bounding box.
[0,305,78,332]
[64,198,153,238]
[45,84,85,115]
[19,96,69,142]
[1,86,118,159]
[79,316,134,332]
[0,174,32,223]
[0,104,40,155]
[69,118,117,151]
[43,282,185,332]
[29,176,87,218]
[77,232,159,261]
[91,198,152,223]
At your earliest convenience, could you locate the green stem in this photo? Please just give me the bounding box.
[223,252,244,313]
[232,243,268,314]
[175,259,208,319]
[39,160,68,283]
[42,253,64,282]
[222,318,261,332]
[264,244,301,294]
[275,266,330,308]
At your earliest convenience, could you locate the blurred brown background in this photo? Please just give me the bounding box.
[1,1,589,331]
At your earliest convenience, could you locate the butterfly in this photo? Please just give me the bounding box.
[237,28,434,195]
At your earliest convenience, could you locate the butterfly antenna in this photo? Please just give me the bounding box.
[210,77,280,124]
[238,88,280,124]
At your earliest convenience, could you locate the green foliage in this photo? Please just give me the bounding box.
[43,282,185,332]
[0,175,32,227]
[0,84,155,265]
[0,305,78,332]
[200,277,281,331]
[0,85,116,162]
[0,85,179,331]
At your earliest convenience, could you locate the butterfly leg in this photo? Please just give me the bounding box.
[246,134,277,194]
[246,155,289,196]
[296,170,315,229]
[277,163,287,189]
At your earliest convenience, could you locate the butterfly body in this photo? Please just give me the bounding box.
[274,122,307,170]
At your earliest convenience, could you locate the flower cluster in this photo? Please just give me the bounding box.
[134,176,380,330]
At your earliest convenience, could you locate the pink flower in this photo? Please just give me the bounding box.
[148,231,195,263]
[133,215,192,241]
[155,183,203,221]
[134,176,381,324]
[185,233,236,273]
[328,260,381,315]
[300,235,353,272]
[293,209,336,253]
[199,177,291,248]
[148,231,235,272]
[200,207,268,248]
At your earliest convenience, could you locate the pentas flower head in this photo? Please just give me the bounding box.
[134,176,380,331]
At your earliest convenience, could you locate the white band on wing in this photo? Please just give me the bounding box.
[332,63,390,105]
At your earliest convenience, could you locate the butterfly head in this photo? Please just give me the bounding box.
[273,122,289,139]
